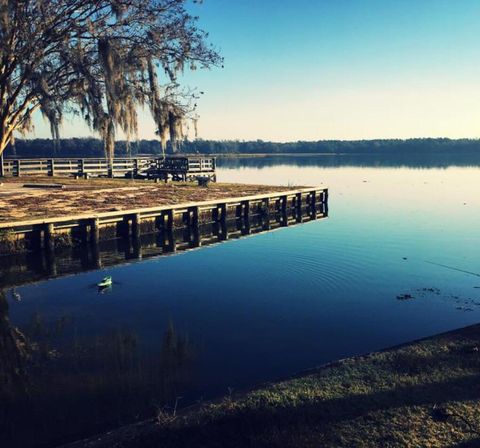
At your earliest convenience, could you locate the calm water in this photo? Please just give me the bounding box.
[1,154,480,447]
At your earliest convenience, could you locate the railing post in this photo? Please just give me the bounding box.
[133,158,139,177]
[108,159,113,178]
[13,159,20,177]
[79,159,84,177]
[48,159,55,177]
[0,153,4,177]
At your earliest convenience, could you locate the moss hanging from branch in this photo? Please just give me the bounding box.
[0,0,223,160]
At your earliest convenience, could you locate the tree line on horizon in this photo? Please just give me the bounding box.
[5,137,480,158]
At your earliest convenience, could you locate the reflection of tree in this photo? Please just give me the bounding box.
[0,291,31,447]
[2,314,197,448]
[159,321,196,402]
[0,291,29,398]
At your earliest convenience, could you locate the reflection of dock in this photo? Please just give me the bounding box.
[0,195,328,290]
[0,187,328,255]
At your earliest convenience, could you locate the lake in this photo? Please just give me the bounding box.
[1,154,480,447]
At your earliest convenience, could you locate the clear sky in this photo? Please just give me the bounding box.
[31,0,480,142]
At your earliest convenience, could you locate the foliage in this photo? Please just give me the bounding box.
[0,0,221,160]
[5,137,480,158]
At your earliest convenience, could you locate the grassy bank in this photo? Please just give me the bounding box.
[0,177,292,223]
[65,324,480,448]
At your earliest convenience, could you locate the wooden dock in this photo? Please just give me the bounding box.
[0,194,328,289]
[0,187,328,255]
[0,155,216,181]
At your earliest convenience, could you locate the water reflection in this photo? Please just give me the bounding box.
[0,205,327,448]
[217,153,480,169]
[0,292,197,448]
[0,204,327,291]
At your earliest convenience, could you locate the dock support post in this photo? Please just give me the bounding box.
[280,195,288,226]
[295,193,303,223]
[187,206,199,227]
[185,206,200,246]
[162,211,176,252]
[243,200,250,218]
[214,203,228,240]
[261,198,270,216]
[165,210,174,231]
[310,190,317,219]
[131,214,141,239]
[44,223,55,252]
[90,218,100,244]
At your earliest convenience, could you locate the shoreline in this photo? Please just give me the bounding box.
[63,323,480,447]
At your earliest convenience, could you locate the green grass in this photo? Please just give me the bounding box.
[67,325,480,448]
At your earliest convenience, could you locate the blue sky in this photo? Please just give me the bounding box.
[33,0,480,141]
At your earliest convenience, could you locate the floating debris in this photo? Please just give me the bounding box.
[418,287,440,294]
[397,294,414,301]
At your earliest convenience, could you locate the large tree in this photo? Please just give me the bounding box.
[0,0,221,171]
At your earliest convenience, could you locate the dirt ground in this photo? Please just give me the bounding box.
[0,177,291,223]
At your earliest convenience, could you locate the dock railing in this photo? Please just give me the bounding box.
[0,156,216,179]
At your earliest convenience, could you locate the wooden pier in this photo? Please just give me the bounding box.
[0,155,216,181]
[0,187,328,255]
[0,193,328,289]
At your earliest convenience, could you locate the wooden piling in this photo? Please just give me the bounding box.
[90,218,100,244]
[131,214,141,239]
[44,223,55,251]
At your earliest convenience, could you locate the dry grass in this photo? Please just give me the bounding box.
[65,324,480,448]
[0,177,291,223]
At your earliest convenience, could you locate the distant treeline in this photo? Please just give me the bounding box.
[5,137,480,158]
